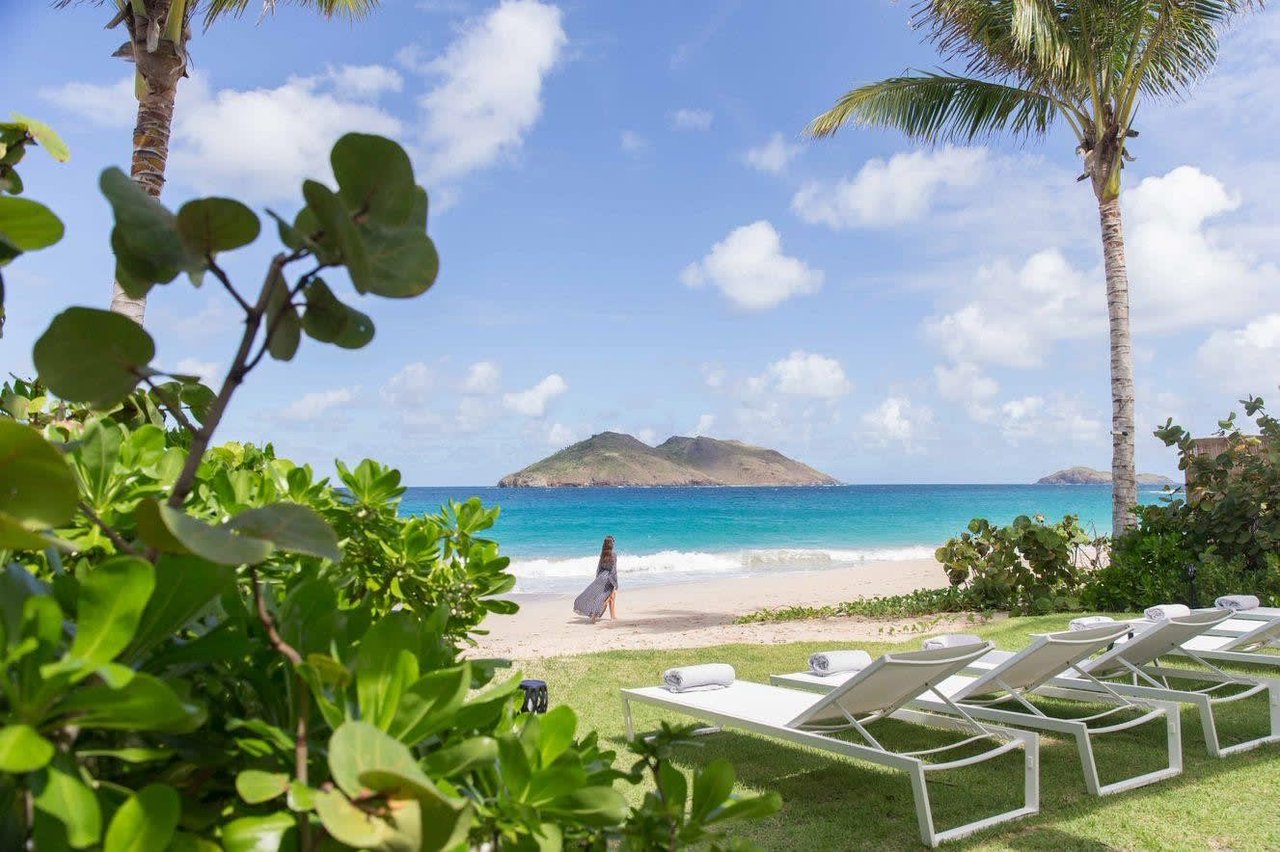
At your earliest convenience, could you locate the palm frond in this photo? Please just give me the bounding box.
[806,72,1069,143]
[198,0,379,27]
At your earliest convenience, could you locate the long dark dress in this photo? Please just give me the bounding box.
[573,553,618,618]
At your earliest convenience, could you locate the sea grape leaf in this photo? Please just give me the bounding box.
[176,197,260,255]
[33,307,156,407]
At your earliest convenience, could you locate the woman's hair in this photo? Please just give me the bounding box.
[600,535,615,559]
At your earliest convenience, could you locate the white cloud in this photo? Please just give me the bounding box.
[742,132,802,174]
[693,413,716,436]
[381,362,434,407]
[173,358,220,387]
[702,364,726,389]
[680,220,823,311]
[670,108,713,131]
[461,360,501,394]
[637,427,658,445]
[934,362,999,422]
[328,64,404,98]
[926,249,1102,368]
[1197,314,1280,393]
[419,0,567,182]
[861,396,933,452]
[751,351,851,399]
[172,71,402,201]
[40,78,135,128]
[620,130,649,155]
[547,421,577,445]
[503,373,567,416]
[792,147,987,229]
[999,395,1105,445]
[279,387,358,423]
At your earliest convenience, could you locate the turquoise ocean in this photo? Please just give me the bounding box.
[400,485,1172,594]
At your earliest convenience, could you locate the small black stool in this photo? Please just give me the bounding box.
[518,678,548,714]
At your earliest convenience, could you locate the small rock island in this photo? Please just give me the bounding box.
[1037,466,1175,485]
[498,432,840,487]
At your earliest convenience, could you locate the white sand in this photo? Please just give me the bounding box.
[470,557,993,660]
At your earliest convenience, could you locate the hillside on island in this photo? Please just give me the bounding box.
[1037,466,1175,485]
[498,432,840,487]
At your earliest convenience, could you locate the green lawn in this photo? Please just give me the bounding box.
[518,615,1280,850]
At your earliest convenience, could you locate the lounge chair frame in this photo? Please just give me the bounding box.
[622,645,1039,848]
[772,625,1182,797]
[1166,611,1280,672]
[1051,611,1280,757]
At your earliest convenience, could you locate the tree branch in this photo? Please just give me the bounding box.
[206,257,251,313]
[79,501,142,556]
[141,376,199,434]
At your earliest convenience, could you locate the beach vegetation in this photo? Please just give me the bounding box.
[56,0,382,324]
[0,132,778,849]
[1085,397,1280,610]
[737,586,984,625]
[805,0,1264,539]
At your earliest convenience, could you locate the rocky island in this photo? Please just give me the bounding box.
[1037,466,1175,485]
[498,432,839,487]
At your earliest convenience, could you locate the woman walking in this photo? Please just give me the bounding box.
[573,536,619,622]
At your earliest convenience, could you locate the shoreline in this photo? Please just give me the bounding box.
[470,556,986,660]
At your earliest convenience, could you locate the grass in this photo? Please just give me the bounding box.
[518,614,1280,850]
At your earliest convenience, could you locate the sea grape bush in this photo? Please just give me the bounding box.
[1085,397,1280,610]
[0,127,778,849]
[935,515,1098,614]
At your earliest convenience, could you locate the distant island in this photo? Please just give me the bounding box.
[1037,466,1175,486]
[498,432,840,487]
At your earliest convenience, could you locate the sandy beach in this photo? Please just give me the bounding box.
[471,557,991,660]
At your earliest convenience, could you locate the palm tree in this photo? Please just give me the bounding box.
[807,1,1261,538]
[62,0,378,325]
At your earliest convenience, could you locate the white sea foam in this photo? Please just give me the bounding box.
[508,546,936,588]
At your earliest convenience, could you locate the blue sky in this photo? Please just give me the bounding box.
[5,1,1279,485]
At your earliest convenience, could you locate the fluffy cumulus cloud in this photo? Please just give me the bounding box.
[750,351,851,399]
[926,249,1102,368]
[680,220,823,311]
[934,362,998,421]
[692,413,716,436]
[860,396,933,452]
[279,387,358,423]
[328,64,404,98]
[742,132,803,174]
[792,146,987,229]
[380,362,434,407]
[40,77,135,127]
[503,373,568,416]
[547,421,577,446]
[461,361,502,394]
[999,396,1105,445]
[173,358,221,387]
[43,70,402,201]
[419,0,567,182]
[670,108,713,131]
[1197,314,1280,393]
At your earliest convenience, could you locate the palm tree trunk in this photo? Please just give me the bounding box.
[109,74,179,325]
[1098,195,1137,538]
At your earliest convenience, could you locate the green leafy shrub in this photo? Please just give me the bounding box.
[1084,397,1280,610]
[0,130,778,850]
[935,515,1098,614]
[738,586,980,624]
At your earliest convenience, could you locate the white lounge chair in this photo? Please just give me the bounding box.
[621,643,1039,848]
[771,624,1182,796]
[1047,609,1280,757]
[1161,611,1280,671]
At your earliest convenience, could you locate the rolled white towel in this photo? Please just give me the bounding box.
[1144,603,1191,621]
[1069,616,1117,631]
[1215,594,1260,611]
[922,633,982,651]
[808,650,872,676]
[663,663,735,693]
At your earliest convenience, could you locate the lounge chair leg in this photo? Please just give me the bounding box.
[622,697,635,741]
[908,764,937,848]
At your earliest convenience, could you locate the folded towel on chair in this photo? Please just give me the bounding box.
[922,633,982,651]
[808,650,872,675]
[1215,594,1260,611]
[1069,615,1117,631]
[1144,603,1191,621]
[663,663,736,692]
